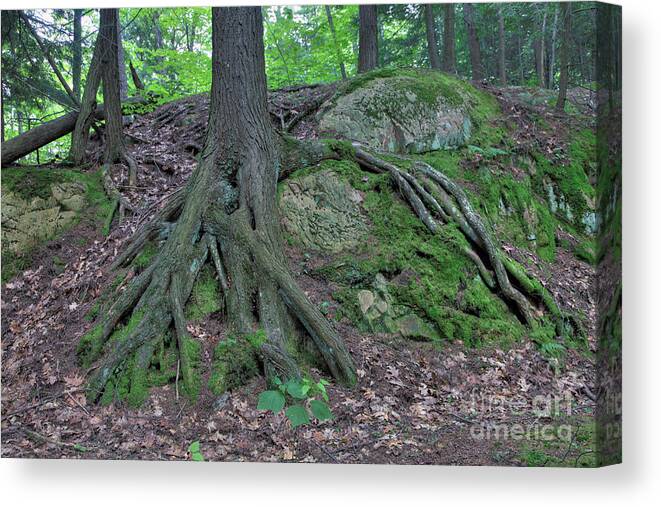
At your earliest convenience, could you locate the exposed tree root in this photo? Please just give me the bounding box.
[81,147,357,404]
[353,146,579,336]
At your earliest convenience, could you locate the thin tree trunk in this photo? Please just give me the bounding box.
[325,5,347,80]
[153,11,164,49]
[498,7,507,86]
[116,14,129,100]
[556,2,571,112]
[72,9,83,100]
[534,6,548,88]
[100,9,129,170]
[358,5,378,73]
[424,4,441,70]
[463,3,482,81]
[549,4,559,89]
[442,4,456,73]
[129,61,145,90]
[69,20,104,165]
[19,12,78,106]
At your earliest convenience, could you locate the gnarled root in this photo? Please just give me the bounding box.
[353,147,576,335]
[80,159,356,404]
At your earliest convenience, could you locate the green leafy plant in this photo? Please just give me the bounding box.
[188,440,205,461]
[257,376,333,429]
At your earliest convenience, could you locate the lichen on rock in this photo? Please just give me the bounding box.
[279,169,368,252]
[317,70,474,154]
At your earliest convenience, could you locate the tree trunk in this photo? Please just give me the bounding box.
[441,4,456,73]
[69,21,104,165]
[534,6,548,88]
[325,5,347,80]
[3,110,79,166]
[549,4,559,89]
[498,7,507,86]
[463,4,482,81]
[129,61,145,90]
[555,2,571,112]
[82,6,356,404]
[153,11,164,49]
[116,14,129,100]
[72,9,83,100]
[358,5,378,73]
[101,9,128,165]
[424,4,441,71]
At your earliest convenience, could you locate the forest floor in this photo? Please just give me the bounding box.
[1,84,598,466]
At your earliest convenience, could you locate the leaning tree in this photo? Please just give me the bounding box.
[81,7,578,403]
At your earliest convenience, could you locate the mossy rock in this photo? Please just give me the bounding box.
[279,168,368,252]
[1,167,112,283]
[317,69,479,154]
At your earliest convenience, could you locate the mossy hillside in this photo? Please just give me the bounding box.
[1,166,114,283]
[304,159,527,348]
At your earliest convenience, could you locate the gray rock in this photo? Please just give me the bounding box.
[318,75,472,154]
[279,169,368,252]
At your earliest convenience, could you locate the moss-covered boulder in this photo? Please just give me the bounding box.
[1,181,87,254]
[317,69,477,154]
[279,168,368,252]
[1,167,111,282]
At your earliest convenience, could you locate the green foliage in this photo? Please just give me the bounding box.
[257,376,333,429]
[188,440,205,461]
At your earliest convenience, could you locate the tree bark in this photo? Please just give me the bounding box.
[555,2,571,112]
[68,16,104,165]
[100,9,128,165]
[463,4,482,81]
[325,5,347,80]
[424,4,441,70]
[358,5,378,73]
[441,4,456,73]
[498,7,507,86]
[116,13,129,100]
[72,9,83,100]
[549,4,559,89]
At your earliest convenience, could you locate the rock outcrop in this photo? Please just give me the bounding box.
[1,181,87,253]
[279,169,368,252]
[318,71,473,154]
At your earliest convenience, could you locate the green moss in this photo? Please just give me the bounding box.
[77,323,104,368]
[309,159,527,348]
[133,241,157,270]
[185,265,221,321]
[208,334,260,395]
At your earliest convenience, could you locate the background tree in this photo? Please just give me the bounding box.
[498,6,506,85]
[463,3,482,80]
[99,8,136,185]
[72,9,82,100]
[424,4,441,70]
[442,3,457,73]
[358,5,378,73]
[555,2,571,112]
[325,5,348,80]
